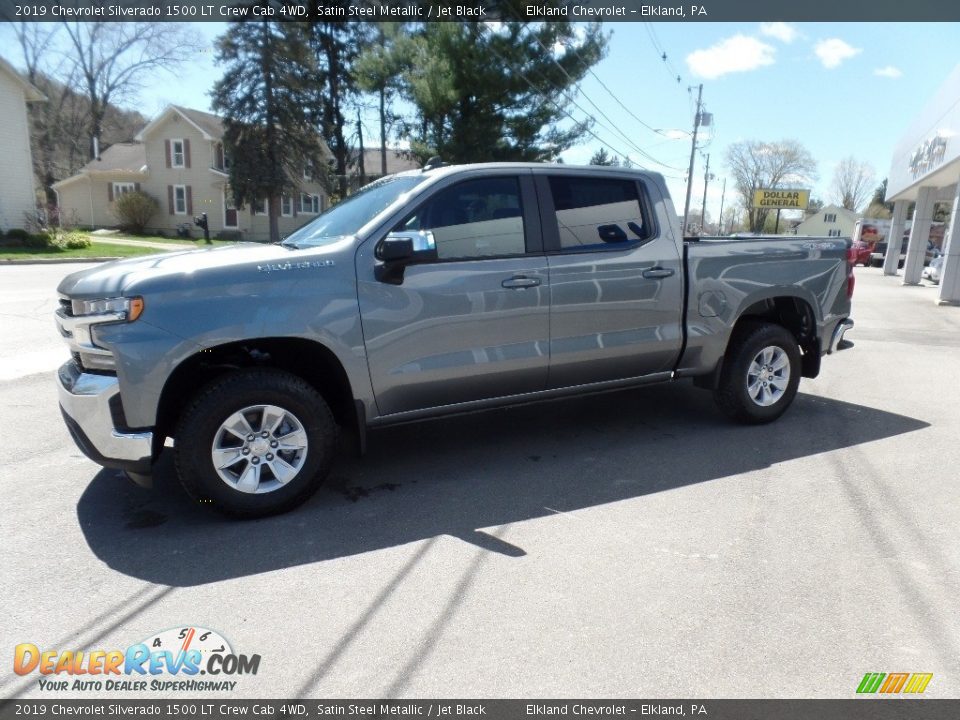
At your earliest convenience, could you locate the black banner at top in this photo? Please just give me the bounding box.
[3,0,960,22]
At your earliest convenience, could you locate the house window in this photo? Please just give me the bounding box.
[174,185,187,215]
[281,196,292,217]
[172,139,185,168]
[255,198,268,215]
[824,213,837,223]
[828,229,842,237]
[112,182,136,198]
[300,193,320,214]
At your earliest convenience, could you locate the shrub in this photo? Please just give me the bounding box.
[4,228,31,245]
[61,231,91,250]
[26,232,53,248]
[112,191,159,234]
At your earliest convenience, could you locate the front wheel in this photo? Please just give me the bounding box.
[175,369,336,518]
[714,322,802,424]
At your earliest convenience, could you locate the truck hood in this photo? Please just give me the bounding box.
[56,241,351,298]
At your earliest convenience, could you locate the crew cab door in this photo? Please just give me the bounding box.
[537,172,684,388]
[358,172,549,416]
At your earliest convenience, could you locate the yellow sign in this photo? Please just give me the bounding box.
[752,189,810,209]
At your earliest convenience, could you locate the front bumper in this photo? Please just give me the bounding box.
[57,359,153,473]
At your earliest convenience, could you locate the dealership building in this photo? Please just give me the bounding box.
[885,63,960,304]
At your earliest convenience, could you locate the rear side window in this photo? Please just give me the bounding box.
[395,177,526,260]
[548,176,650,250]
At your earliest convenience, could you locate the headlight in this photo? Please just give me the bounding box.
[71,296,144,321]
[57,296,145,372]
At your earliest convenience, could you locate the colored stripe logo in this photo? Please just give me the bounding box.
[857,672,933,694]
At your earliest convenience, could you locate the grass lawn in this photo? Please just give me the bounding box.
[0,242,182,261]
[103,233,238,246]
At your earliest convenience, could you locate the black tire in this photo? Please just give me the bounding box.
[714,322,802,424]
[175,369,336,518]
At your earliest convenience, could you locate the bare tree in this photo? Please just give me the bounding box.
[830,156,875,211]
[726,140,818,232]
[60,22,197,160]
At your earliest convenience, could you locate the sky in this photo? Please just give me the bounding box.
[3,20,959,227]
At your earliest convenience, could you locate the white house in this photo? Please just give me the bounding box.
[54,105,332,242]
[0,56,45,232]
[793,204,860,238]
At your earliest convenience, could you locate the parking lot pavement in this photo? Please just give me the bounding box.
[2,265,959,699]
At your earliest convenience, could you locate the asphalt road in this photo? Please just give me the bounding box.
[2,263,959,700]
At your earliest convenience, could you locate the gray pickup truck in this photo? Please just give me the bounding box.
[55,163,855,517]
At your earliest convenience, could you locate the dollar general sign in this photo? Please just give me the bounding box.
[752,189,811,209]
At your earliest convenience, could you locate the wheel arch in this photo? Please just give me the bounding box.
[694,292,820,390]
[156,337,360,443]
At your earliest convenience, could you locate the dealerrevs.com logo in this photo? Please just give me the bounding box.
[856,672,933,694]
[14,626,260,693]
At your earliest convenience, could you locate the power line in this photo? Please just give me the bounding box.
[644,23,684,88]
[470,24,635,166]
[506,21,686,172]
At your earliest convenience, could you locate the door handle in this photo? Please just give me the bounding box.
[642,267,674,279]
[502,275,541,289]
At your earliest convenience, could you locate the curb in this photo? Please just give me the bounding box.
[0,257,120,265]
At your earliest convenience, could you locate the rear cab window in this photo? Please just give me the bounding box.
[540,174,656,253]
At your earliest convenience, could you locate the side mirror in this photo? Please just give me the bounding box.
[375,231,437,284]
[379,235,415,262]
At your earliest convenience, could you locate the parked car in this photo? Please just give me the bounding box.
[923,253,944,284]
[55,163,855,517]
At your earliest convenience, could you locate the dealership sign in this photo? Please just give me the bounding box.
[752,189,810,209]
[908,131,950,179]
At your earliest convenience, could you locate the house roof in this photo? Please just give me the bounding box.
[0,56,46,102]
[795,203,860,230]
[52,143,147,189]
[135,104,224,142]
[175,105,224,139]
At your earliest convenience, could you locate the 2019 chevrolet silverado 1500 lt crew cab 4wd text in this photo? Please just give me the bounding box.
[55,163,855,517]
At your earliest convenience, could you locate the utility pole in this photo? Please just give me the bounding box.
[717,178,727,235]
[682,83,704,237]
[700,153,712,233]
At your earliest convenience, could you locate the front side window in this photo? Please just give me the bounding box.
[172,139,185,168]
[395,176,526,260]
[548,176,649,250]
[174,185,186,214]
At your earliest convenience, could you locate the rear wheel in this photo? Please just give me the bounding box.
[714,322,801,424]
[175,369,336,518]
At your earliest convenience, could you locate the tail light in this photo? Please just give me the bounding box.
[846,244,856,298]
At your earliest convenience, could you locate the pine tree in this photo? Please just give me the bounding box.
[307,21,364,199]
[211,20,325,243]
[396,21,607,164]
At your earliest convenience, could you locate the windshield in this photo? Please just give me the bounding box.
[282,174,429,248]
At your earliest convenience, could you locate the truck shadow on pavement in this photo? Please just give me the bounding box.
[77,382,928,586]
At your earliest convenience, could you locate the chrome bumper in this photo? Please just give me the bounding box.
[829,318,854,353]
[57,359,153,472]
